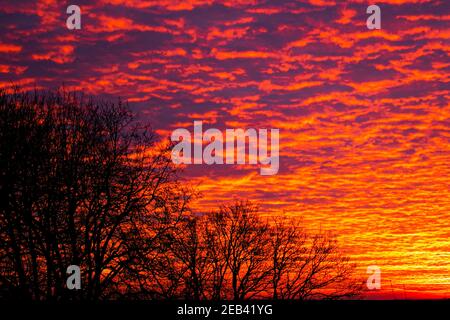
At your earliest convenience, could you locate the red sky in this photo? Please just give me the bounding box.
[0,0,449,299]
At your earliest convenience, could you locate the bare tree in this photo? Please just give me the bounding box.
[200,203,362,300]
[0,87,362,301]
[268,218,362,300]
[0,87,191,300]
[267,217,307,299]
[170,216,210,300]
[202,201,271,300]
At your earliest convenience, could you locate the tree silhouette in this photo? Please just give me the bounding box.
[0,87,362,301]
[166,202,362,300]
[268,217,362,299]
[0,87,189,300]
[203,202,271,300]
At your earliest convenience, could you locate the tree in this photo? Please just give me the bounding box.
[0,87,190,300]
[178,202,362,300]
[268,218,362,300]
[171,216,210,300]
[203,201,271,300]
[0,87,362,301]
[267,217,307,300]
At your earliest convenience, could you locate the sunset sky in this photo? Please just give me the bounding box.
[0,0,449,299]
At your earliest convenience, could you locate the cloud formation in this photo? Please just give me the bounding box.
[0,0,449,299]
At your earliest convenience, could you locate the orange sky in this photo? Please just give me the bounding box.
[0,0,449,299]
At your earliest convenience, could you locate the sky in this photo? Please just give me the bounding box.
[0,0,449,299]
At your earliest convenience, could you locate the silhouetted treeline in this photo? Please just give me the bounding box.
[0,88,362,300]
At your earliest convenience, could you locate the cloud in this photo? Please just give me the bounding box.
[0,0,449,298]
